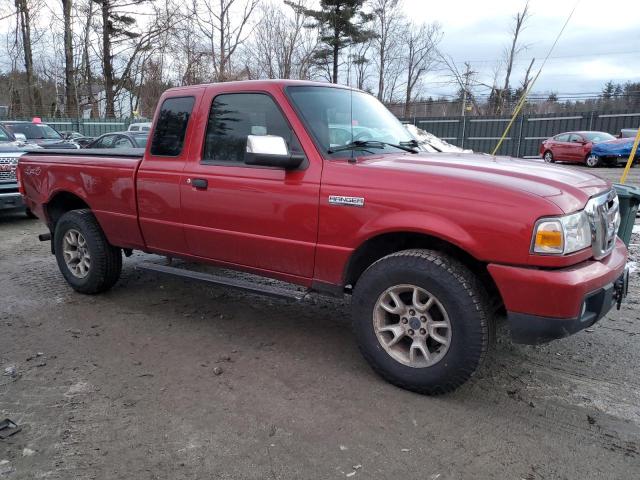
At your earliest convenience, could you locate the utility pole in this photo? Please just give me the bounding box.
[460,62,475,149]
[460,62,474,117]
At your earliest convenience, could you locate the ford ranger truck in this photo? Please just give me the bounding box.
[18,80,630,394]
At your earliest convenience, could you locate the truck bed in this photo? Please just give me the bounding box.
[19,148,146,250]
[24,148,144,158]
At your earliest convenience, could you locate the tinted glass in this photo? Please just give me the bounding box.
[286,86,413,157]
[203,93,302,163]
[0,126,11,142]
[582,132,615,142]
[95,135,116,148]
[7,123,62,140]
[113,136,133,148]
[133,135,148,148]
[150,96,194,156]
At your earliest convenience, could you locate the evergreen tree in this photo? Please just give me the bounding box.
[613,83,623,97]
[286,0,375,84]
[602,81,615,100]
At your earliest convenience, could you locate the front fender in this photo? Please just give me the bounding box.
[354,210,484,260]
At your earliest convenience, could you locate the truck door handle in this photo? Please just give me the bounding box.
[190,178,208,189]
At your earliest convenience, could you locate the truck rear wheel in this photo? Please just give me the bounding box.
[351,249,491,395]
[54,209,122,294]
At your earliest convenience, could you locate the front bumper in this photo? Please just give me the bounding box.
[488,238,629,344]
[0,191,24,211]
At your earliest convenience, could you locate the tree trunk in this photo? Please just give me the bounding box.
[377,42,385,100]
[82,1,95,117]
[15,0,36,115]
[101,0,115,117]
[404,78,412,117]
[332,42,339,84]
[62,0,77,117]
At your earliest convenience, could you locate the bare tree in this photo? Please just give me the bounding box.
[245,1,315,80]
[403,22,441,117]
[193,0,259,82]
[61,0,77,116]
[349,39,371,90]
[92,0,176,116]
[520,57,535,93]
[495,1,530,114]
[14,0,41,114]
[370,0,404,101]
[438,53,481,115]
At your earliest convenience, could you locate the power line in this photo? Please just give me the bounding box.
[448,50,640,66]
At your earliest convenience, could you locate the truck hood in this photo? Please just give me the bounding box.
[358,152,611,213]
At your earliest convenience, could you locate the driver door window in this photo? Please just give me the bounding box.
[202,93,303,165]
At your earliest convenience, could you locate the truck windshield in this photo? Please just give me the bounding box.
[287,86,414,157]
[7,123,62,140]
[0,126,13,142]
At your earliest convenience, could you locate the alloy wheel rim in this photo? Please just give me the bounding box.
[544,153,552,162]
[373,284,452,368]
[62,229,91,278]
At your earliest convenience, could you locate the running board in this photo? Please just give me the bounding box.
[136,261,308,301]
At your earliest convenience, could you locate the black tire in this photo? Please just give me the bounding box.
[585,154,601,168]
[543,150,554,163]
[54,209,122,294]
[352,249,492,395]
[25,208,37,219]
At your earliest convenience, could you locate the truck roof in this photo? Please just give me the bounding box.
[163,79,357,95]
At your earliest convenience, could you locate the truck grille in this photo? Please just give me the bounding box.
[585,189,620,260]
[0,157,18,182]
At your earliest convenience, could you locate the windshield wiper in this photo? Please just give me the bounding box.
[328,140,418,154]
[401,138,442,153]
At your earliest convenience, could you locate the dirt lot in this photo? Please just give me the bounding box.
[2,163,640,479]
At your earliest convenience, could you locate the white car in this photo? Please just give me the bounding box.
[128,122,152,133]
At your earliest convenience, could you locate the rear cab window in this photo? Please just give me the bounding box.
[150,96,195,156]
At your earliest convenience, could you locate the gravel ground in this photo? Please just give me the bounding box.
[1,163,640,479]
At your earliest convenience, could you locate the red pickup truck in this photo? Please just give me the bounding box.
[18,80,629,394]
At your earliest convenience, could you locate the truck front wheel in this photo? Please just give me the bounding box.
[352,249,492,395]
[54,209,122,294]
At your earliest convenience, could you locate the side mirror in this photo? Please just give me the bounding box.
[244,135,304,170]
[14,133,27,142]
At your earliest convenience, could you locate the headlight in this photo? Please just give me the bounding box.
[532,210,591,255]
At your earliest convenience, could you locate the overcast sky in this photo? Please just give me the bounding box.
[405,0,639,99]
[0,0,637,101]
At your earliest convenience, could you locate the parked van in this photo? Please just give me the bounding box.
[128,122,152,133]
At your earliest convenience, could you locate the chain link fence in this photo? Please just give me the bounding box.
[4,117,139,138]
